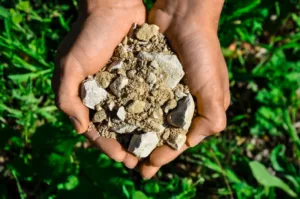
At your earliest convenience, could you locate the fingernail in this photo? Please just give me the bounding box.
[69,116,82,133]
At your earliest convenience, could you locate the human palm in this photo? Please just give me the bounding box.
[138,0,230,178]
[52,0,146,168]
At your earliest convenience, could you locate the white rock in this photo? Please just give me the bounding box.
[166,132,186,150]
[138,51,153,61]
[109,76,129,96]
[138,52,184,89]
[95,104,103,111]
[146,72,157,85]
[107,60,123,72]
[174,89,187,100]
[116,106,126,121]
[108,101,115,111]
[162,130,170,140]
[128,132,159,158]
[81,79,108,110]
[167,94,195,130]
[111,123,137,134]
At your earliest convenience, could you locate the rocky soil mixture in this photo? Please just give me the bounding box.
[81,23,196,158]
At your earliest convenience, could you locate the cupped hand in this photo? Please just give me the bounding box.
[139,0,230,178]
[52,0,146,168]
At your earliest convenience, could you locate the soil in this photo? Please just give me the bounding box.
[81,23,196,158]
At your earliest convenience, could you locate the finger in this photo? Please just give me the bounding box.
[53,58,90,133]
[84,127,127,162]
[217,47,230,110]
[147,144,189,167]
[93,136,127,163]
[139,161,160,179]
[123,152,139,169]
[224,90,231,110]
[187,104,226,147]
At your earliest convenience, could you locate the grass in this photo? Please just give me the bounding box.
[0,0,300,198]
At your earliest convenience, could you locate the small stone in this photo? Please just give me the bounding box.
[127,69,137,79]
[151,88,172,106]
[151,108,163,119]
[111,123,137,134]
[95,71,115,89]
[109,76,129,96]
[167,94,195,130]
[95,104,102,111]
[87,75,93,80]
[144,102,152,111]
[166,131,186,150]
[174,88,187,100]
[93,110,107,123]
[146,118,165,134]
[116,45,127,58]
[116,106,126,121]
[117,68,127,77]
[137,51,153,61]
[97,125,116,139]
[162,129,170,140]
[122,36,128,46]
[81,79,108,110]
[126,100,146,114]
[136,24,160,42]
[138,52,184,89]
[127,23,138,38]
[137,41,148,45]
[146,72,157,85]
[107,60,123,72]
[108,101,115,111]
[135,45,141,51]
[128,132,159,158]
[157,139,164,147]
[164,99,177,113]
[150,60,159,69]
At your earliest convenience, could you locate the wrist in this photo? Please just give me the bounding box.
[79,0,144,15]
[154,0,224,31]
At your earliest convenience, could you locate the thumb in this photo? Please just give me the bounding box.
[52,12,144,133]
[51,18,120,133]
[52,54,90,133]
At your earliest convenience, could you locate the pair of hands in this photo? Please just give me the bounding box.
[52,0,230,178]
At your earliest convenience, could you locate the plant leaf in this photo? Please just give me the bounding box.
[132,191,149,199]
[249,161,297,197]
[0,6,9,18]
[270,145,285,172]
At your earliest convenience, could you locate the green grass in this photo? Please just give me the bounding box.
[1,0,300,198]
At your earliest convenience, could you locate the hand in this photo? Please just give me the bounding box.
[52,0,146,168]
[139,0,230,178]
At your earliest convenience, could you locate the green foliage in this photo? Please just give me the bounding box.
[250,161,297,197]
[1,0,300,198]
